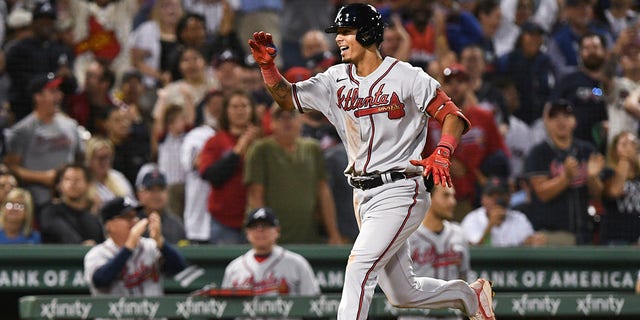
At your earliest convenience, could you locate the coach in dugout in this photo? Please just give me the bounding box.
[221,207,320,296]
[84,196,187,296]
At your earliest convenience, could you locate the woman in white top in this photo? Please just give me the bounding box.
[128,0,183,89]
[85,137,135,210]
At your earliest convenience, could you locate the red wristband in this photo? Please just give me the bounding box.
[438,133,458,152]
[260,63,282,87]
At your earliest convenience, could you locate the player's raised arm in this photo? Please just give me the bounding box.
[248,31,295,111]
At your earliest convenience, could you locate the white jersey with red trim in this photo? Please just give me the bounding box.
[221,245,320,296]
[408,221,470,281]
[84,237,163,296]
[292,56,439,176]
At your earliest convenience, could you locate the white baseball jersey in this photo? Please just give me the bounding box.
[222,245,320,296]
[180,125,215,241]
[84,237,163,296]
[408,221,470,281]
[461,207,535,246]
[292,56,438,176]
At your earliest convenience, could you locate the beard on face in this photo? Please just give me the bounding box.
[582,54,605,71]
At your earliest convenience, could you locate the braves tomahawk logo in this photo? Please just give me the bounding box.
[337,84,405,119]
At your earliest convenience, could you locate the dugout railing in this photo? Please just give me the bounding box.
[3,245,639,318]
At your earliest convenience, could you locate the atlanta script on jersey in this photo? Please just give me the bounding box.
[84,238,163,296]
[221,245,320,296]
[292,56,438,176]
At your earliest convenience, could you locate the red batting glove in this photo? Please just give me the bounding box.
[248,31,277,67]
[410,145,453,188]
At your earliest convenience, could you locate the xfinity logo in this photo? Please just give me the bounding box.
[40,299,92,320]
[107,298,159,319]
[308,295,340,317]
[576,294,624,316]
[512,294,560,316]
[175,297,227,318]
[242,297,293,317]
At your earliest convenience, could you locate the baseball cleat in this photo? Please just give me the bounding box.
[469,278,495,320]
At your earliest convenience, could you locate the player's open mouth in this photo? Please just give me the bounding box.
[340,46,349,57]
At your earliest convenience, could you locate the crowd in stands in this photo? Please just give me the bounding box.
[0,0,639,248]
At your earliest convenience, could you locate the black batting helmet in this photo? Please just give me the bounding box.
[325,3,384,47]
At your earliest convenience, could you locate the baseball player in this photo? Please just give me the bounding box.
[248,3,495,320]
[404,184,470,320]
[84,197,188,297]
[221,207,321,296]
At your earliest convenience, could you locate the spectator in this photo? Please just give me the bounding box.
[524,100,605,245]
[114,70,153,130]
[594,0,637,40]
[128,0,183,89]
[0,49,10,118]
[547,0,613,79]
[4,73,82,213]
[403,0,451,67]
[279,0,334,69]
[136,168,186,245]
[461,176,546,246]
[245,106,342,244]
[497,21,554,125]
[84,196,187,296]
[236,1,284,67]
[494,0,536,56]
[101,105,151,186]
[380,16,412,63]
[194,88,224,128]
[57,0,139,87]
[607,28,640,146]
[473,0,502,74]
[426,64,510,220]
[39,164,104,244]
[600,131,640,245]
[0,171,18,204]
[152,46,220,150]
[199,89,260,244]
[460,44,509,126]
[4,7,33,54]
[493,78,534,181]
[552,33,610,152]
[323,126,358,244]
[499,0,558,34]
[85,137,134,208]
[211,48,245,93]
[0,188,40,244]
[6,1,76,122]
[158,104,187,218]
[408,184,469,283]
[169,13,214,72]
[444,1,484,56]
[63,59,115,133]
[299,29,337,74]
[180,90,222,243]
[221,207,321,295]
[184,0,237,36]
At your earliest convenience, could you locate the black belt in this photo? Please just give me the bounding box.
[349,172,418,190]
